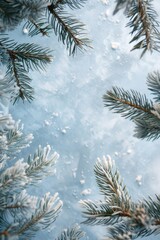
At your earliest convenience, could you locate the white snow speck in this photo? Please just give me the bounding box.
[22,28,29,35]
[44,120,50,126]
[61,129,67,134]
[105,9,110,17]
[114,152,119,156]
[72,168,77,178]
[135,175,142,186]
[80,179,85,185]
[111,42,120,50]
[81,188,92,195]
[52,112,59,117]
[100,0,109,4]
[127,149,132,154]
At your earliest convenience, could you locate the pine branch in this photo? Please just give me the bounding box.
[7,42,53,72]
[6,60,34,103]
[51,0,87,10]
[0,193,62,239]
[147,71,160,102]
[103,86,153,120]
[2,190,37,220]
[55,224,85,240]
[47,5,91,55]
[0,35,52,102]
[24,17,52,37]
[0,0,49,32]
[81,156,131,226]
[94,156,131,207]
[103,86,160,140]
[103,69,160,142]
[80,199,121,225]
[134,117,160,140]
[0,118,33,167]
[113,0,160,57]
[113,0,133,15]
[0,160,29,194]
[0,75,15,101]
[127,0,160,57]
[145,196,160,221]
[106,224,133,240]
[26,145,59,182]
[4,121,33,159]
[0,144,58,193]
[16,193,62,239]
[81,156,160,239]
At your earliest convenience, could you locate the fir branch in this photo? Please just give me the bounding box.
[127,0,160,57]
[7,42,53,72]
[81,156,131,226]
[0,160,29,193]
[0,118,33,167]
[6,60,34,103]
[51,0,87,10]
[16,193,62,239]
[3,190,37,219]
[147,71,160,102]
[80,199,121,225]
[47,6,91,55]
[4,121,33,159]
[134,117,160,140]
[81,156,160,238]
[0,114,15,164]
[113,0,160,56]
[103,87,153,120]
[145,196,160,222]
[26,145,59,182]
[24,17,52,37]
[113,0,133,15]
[94,156,131,207]
[0,75,15,100]
[103,86,160,140]
[0,0,49,32]
[0,114,15,132]
[55,224,85,240]
[1,35,52,102]
[106,224,133,240]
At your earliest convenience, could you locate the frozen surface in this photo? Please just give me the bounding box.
[9,0,160,239]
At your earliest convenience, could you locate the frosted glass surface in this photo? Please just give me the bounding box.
[8,0,160,239]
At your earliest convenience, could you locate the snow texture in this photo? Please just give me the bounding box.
[8,0,160,239]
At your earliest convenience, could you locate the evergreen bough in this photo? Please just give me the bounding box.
[103,71,160,140]
[1,0,160,239]
[0,0,90,102]
[80,156,160,239]
[0,115,85,239]
[0,0,88,239]
[80,1,160,239]
[113,0,160,57]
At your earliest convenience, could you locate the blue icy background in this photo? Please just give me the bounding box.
[8,0,160,239]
